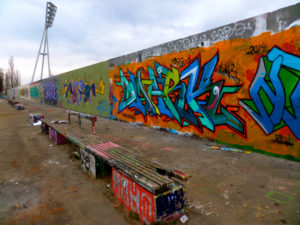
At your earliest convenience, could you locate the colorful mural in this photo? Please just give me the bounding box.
[43,81,57,105]
[62,79,104,105]
[115,53,246,137]
[240,47,300,139]
[11,4,300,160]
[30,85,39,100]
[109,26,300,159]
[59,61,109,116]
[112,168,156,224]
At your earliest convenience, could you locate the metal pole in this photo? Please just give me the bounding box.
[92,121,95,135]
[46,29,51,77]
[78,114,81,128]
[40,28,48,80]
[31,29,46,83]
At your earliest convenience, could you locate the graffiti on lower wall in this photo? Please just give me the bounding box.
[61,79,105,105]
[110,26,300,158]
[30,86,39,100]
[48,127,66,145]
[43,81,57,105]
[112,168,156,225]
[240,47,300,139]
[115,53,246,137]
[156,188,185,221]
[80,148,97,177]
[20,87,29,97]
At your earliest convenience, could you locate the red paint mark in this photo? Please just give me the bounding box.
[162,147,174,151]
[277,127,292,137]
[283,43,295,52]
[245,69,253,81]
[254,55,260,63]
[227,106,239,112]
[87,142,120,159]
[89,141,120,151]
[112,169,156,224]
[172,170,189,181]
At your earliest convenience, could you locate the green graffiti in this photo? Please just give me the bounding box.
[30,86,39,99]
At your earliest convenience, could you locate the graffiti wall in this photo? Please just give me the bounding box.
[19,84,30,99]
[29,83,40,101]
[109,25,300,159]
[59,61,109,116]
[11,4,300,159]
[112,168,156,224]
[41,77,61,106]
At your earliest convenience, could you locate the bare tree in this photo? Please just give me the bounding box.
[3,57,21,92]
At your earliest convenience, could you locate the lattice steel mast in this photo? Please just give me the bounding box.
[31,2,57,83]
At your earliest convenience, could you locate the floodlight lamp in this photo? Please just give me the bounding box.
[45,1,57,28]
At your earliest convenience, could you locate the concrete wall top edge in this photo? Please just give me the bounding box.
[108,3,300,66]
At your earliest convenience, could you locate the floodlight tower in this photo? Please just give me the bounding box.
[31,2,57,83]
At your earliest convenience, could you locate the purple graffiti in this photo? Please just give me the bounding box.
[43,82,57,104]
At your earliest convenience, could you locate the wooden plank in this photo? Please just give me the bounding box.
[107,148,173,184]
[113,162,161,194]
[86,144,172,191]
[87,145,163,193]
[104,149,169,187]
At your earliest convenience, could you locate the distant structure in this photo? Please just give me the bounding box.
[31,2,57,83]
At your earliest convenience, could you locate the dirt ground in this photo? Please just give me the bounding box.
[0,98,299,225]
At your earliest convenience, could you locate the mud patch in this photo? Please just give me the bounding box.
[0,113,15,118]
[0,180,40,218]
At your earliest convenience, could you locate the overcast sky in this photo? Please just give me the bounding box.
[0,0,299,84]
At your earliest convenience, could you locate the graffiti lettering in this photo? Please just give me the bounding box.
[62,79,105,105]
[30,86,39,99]
[240,47,300,139]
[215,61,240,84]
[273,134,293,146]
[115,53,246,137]
[156,189,185,221]
[122,113,136,120]
[109,81,119,119]
[21,89,28,97]
[246,42,268,55]
[140,22,253,61]
[80,148,97,177]
[97,99,109,118]
[211,22,252,43]
[172,57,185,67]
[43,82,57,104]
[112,169,155,225]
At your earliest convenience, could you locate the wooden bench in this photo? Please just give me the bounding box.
[41,117,186,224]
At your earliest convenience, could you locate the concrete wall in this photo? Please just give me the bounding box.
[12,3,300,160]
[59,61,109,116]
